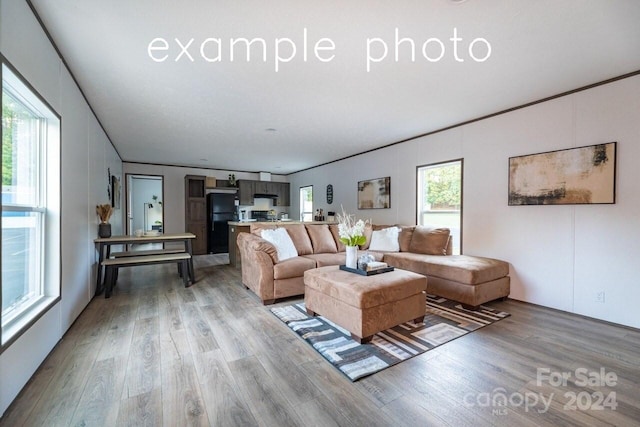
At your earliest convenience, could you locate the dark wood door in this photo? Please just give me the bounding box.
[185,175,207,255]
[187,223,207,255]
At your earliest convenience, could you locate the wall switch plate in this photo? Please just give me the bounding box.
[596,291,605,303]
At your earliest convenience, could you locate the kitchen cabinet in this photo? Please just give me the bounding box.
[276,182,290,207]
[237,179,291,207]
[185,175,207,254]
[238,180,254,205]
[228,223,251,267]
[254,180,269,194]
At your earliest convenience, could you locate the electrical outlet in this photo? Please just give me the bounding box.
[596,291,605,303]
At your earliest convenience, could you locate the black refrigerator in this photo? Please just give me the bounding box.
[206,193,236,253]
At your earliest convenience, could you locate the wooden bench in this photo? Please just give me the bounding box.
[101,252,193,298]
[110,248,187,280]
[110,248,185,258]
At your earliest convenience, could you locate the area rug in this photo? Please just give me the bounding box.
[271,295,510,381]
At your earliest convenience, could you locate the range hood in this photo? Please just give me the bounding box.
[253,193,278,199]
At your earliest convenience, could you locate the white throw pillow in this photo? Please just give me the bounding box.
[368,227,400,252]
[261,228,298,262]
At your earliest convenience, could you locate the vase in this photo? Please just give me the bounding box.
[98,223,112,238]
[345,245,358,269]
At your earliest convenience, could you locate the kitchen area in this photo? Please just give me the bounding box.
[185,173,334,266]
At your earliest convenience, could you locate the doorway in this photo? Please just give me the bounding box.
[126,174,164,236]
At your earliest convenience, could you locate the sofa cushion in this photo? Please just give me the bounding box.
[283,224,314,255]
[329,224,346,252]
[409,226,450,255]
[369,227,400,252]
[359,223,374,250]
[260,228,298,262]
[306,224,338,254]
[398,226,416,252]
[383,253,509,285]
[372,224,393,230]
[302,253,346,267]
[273,256,317,280]
[250,223,277,236]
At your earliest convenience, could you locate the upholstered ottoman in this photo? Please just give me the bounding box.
[304,265,427,343]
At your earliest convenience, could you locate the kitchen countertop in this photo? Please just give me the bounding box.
[228,220,336,226]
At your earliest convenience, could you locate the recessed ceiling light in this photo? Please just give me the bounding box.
[199,158,208,161]
[265,128,277,132]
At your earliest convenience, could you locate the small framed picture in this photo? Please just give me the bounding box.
[111,175,121,209]
[357,177,390,209]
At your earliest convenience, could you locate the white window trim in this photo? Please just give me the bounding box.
[299,185,313,222]
[416,159,463,255]
[1,59,61,350]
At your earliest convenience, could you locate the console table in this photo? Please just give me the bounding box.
[94,232,196,296]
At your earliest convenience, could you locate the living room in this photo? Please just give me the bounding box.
[1,1,640,425]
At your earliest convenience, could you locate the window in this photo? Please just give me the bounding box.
[2,60,60,348]
[417,160,462,254]
[299,186,313,221]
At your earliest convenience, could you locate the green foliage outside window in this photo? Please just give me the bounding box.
[424,163,461,210]
[2,92,15,186]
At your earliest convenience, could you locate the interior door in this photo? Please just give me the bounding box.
[126,174,164,235]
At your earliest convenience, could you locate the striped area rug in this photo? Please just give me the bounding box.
[271,295,510,381]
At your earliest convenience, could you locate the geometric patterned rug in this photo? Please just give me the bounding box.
[271,295,510,381]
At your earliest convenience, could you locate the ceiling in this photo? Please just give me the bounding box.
[30,0,640,175]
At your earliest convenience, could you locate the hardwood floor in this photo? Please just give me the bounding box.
[2,254,639,426]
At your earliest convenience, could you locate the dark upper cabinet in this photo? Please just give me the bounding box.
[237,179,290,207]
[278,182,290,207]
[185,175,207,254]
[238,180,254,205]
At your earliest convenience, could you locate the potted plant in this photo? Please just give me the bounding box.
[96,203,113,237]
[336,207,369,269]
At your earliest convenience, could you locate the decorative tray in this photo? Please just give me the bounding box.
[339,265,395,276]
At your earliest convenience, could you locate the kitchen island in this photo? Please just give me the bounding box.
[228,220,336,268]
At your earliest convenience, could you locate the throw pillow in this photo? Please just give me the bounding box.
[306,224,338,253]
[409,226,450,255]
[368,227,400,252]
[397,225,416,252]
[329,224,346,252]
[359,223,374,250]
[261,228,298,262]
[283,224,314,255]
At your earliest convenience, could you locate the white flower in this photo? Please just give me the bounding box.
[336,207,369,246]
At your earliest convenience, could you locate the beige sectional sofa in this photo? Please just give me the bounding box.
[237,223,510,308]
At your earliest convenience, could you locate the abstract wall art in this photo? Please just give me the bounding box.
[358,176,391,209]
[508,142,616,206]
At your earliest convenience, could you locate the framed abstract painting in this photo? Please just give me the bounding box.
[509,142,616,205]
[358,177,390,209]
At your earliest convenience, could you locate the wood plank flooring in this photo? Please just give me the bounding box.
[2,254,639,426]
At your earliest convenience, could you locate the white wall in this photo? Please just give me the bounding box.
[122,163,289,230]
[289,75,640,329]
[0,0,123,415]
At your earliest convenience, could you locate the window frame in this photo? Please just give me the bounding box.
[1,56,61,353]
[416,159,463,255]
[299,185,313,222]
